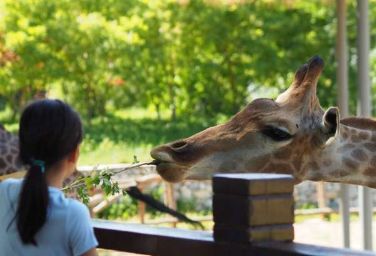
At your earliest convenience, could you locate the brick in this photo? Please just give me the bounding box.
[213,174,294,196]
[214,224,294,243]
[213,194,294,226]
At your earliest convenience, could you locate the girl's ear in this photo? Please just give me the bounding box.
[67,146,80,163]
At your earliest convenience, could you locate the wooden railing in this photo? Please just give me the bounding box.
[92,220,373,256]
[92,173,375,256]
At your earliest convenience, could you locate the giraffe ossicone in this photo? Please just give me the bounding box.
[151,56,376,188]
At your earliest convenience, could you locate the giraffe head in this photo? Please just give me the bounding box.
[151,56,340,183]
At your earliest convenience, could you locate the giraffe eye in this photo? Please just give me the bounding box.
[262,127,293,141]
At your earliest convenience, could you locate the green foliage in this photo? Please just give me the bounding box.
[1,0,373,121]
[97,183,165,220]
[78,108,216,164]
[98,181,212,221]
[64,166,126,205]
[300,202,319,210]
[97,195,139,220]
[176,197,212,216]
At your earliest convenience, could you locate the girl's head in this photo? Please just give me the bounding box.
[19,99,83,175]
[16,99,83,245]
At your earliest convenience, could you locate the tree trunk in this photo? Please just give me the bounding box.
[155,103,161,120]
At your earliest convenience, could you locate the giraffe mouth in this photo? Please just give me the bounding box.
[155,162,190,183]
[150,152,190,182]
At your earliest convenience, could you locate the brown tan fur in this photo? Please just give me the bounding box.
[150,56,376,189]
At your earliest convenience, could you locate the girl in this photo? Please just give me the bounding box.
[0,99,98,256]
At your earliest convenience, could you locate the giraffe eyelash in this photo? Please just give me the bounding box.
[261,126,293,142]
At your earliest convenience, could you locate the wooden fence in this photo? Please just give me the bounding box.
[92,173,375,256]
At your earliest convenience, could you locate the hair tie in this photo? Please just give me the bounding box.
[30,158,45,173]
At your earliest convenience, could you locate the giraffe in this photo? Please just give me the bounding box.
[150,56,376,189]
[0,123,22,175]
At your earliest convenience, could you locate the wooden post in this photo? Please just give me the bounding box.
[164,182,177,227]
[212,173,294,243]
[316,182,326,209]
[316,182,328,220]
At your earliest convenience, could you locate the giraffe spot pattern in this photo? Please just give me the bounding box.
[309,172,323,181]
[342,157,359,170]
[5,133,12,140]
[0,158,6,169]
[309,161,320,171]
[10,139,18,147]
[5,154,13,164]
[370,156,376,168]
[331,169,351,177]
[351,135,362,143]
[0,146,7,155]
[245,154,270,172]
[310,135,323,149]
[268,163,292,174]
[292,152,303,172]
[5,168,15,175]
[323,159,332,167]
[336,144,355,153]
[367,181,376,188]
[15,155,23,168]
[343,126,350,131]
[273,148,292,159]
[364,143,376,152]
[351,149,368,162]
[341,132,349,142]
[359,131,370,140]
[279,163,293,174]
[364,168,376,177]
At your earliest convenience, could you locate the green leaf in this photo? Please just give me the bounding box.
[133,155,139,164]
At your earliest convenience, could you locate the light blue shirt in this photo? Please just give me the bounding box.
[0,178,98,256]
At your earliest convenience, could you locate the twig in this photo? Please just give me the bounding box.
[112,160,158,175]
[62,181,85,191]
[61,160,160,192]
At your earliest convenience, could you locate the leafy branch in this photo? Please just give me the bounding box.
[62,156,159,205]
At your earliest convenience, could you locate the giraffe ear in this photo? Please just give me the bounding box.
[322,107,340,144]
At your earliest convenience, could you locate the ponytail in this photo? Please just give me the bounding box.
[16,164,49,245]
[14,99,83,246]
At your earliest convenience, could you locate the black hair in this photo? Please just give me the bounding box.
[15,99,83,246]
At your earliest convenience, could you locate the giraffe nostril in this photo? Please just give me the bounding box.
[170,141,188,150]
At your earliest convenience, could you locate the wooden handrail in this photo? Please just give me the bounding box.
[92,219,374,256]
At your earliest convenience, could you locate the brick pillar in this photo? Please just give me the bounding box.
[212,173,294,243]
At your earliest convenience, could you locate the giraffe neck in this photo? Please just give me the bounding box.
[304,120,376,188]
[0,124,22,175]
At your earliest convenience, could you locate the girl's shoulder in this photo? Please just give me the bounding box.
[0,178,22,188]
[65,198,91,220]
[0,178,22,197]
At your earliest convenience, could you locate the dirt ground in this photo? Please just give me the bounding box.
[98,219,376,255]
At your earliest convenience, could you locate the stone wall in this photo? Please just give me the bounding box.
[173,180,373,211]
